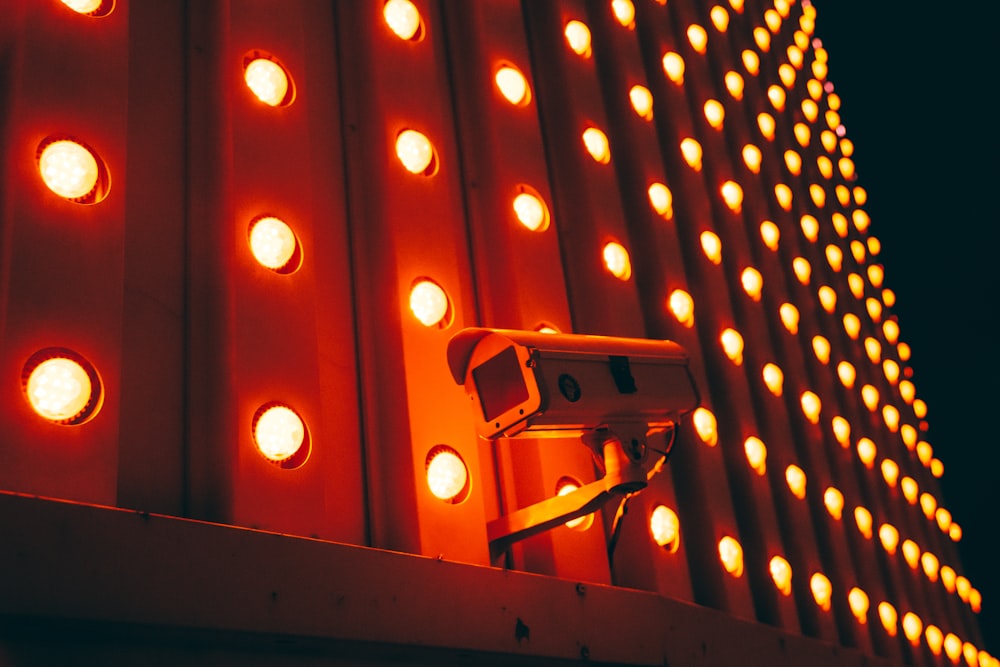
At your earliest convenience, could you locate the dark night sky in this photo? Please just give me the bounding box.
[812,0,1000,650]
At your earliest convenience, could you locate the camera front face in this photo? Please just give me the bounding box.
[462,334,543,439]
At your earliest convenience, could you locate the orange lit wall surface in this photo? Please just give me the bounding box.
[0,1,989,665]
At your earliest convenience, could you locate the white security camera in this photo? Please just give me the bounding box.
[447,328,700,557]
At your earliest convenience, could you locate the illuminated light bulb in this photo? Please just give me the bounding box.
[950,522,963,543]
[718,536,744,577]
[921,551,939,581]
[920,494,939,521]
[882,288,896,307]
[862,337,882,365]
[650,505,681,551]
[764,8,781,32]
[701,231,722,264]
[816,285,837,313]
[668,289,695,328]
[741,267,762,301]
[811,572,832,611]
[662,52,685,84]
[409,279,452,327]
[878,523,899,554]
[813,155,834,181]
[564,20,592,57]
[784,149,801,175]
[839,157,856,180]
[785,464,806,499]
[832,416,850,448]
[945,634,963,664]
[901,477,918,505]
[926,625,944,657]
[681,137,703,170]
[964,643,980,667]
[852,209,871,233]
[900,423,917,448]
[794,122,810,147]
[760,221,780,251]
[24,355,97,424]
[710,5,729,31]
[917,442,933,467]
[969,587,981,611]
[612,0,635,28]
[812,335,830,365]
[786,45,804,70]
[839,136,853,154]
[704,99,726,130]
[556,478,593,530]
[774,0,790,18]
[837,361,856,389]
[767,85,786,111]
[741,49,760,75]
[384,0,422,40]
[854,186,869,206]
[780,303,799,335]
[857,437,876,468]
[902,539,920,569]
[831,211,848,237]
[866,297,882,323]
[687,24,708,54]
[809,183,826,208]
[842,313,861,340]
[249,216,299,272]
[744,436,767,475]
[495,65,531,105]
[941,565,957,593]
[902,612,923,646]
[882,360,900,386]
[913,398,928,419]
[692,407,718,446]
[513,191,550,232]
[793,30,808,50]
[878,601,898,637]
[583,127,611,164]
[807,78,823,100]
[758,113,776,141]
[425,446,470,502]
[629,85,653,120]
[830,94,843,112]
[774,183,792,211]
[770,555,793,595]
[37,138,108,204]
[61,0,104,13]
[825,246,843,273]
[820,130,837,153]
[800,391,821,424]
[824,487,844,519]
[395,129,437,175]
[648,182,673,218]
[602,241,631,280]
[860,385,879,412]
[880,321,900,347]
[729,0,744,13]
[847,589,869,624]
[762,363,784,396]
[244,57,291,107]
[779,63,796,88]
[725,71,745,99]
[899,380,916,405]
[897,341,912,361]
[824,110,841,131]
[835,184,852,207]
[792,257,811,284]
[721,180,743,212]
[253,404,306,464]
[854,506,873,539]
[742,144,762,173]
[721,328,744,365]
[812,60,828,80]
[801,98,819,122]
[931,458,944,478]
[881,459,899,487]
[882,405,900,432]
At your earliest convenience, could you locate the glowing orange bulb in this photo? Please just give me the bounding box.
[941,565,957,593]
[806,78,823,100]
[936,507,953,534]
[832,416,850,448]
[800,391,821,424]
[800,214,819,242]
[629,85,653,120]
[701,231,722,264]
[702,99,726,130]
[785,464,806,499]
[742,144,762,173]
[792,257,811,285]
[764,8,781,32]
[60,0,103,14]
[921,551,939,581]
[496,65,531,106]
[396,129,437,175]
[24,354,99,424]
[857,437,876,468]
[831,212,848,237]
[648,182,673,218]
[662,52,685,84]
[725,71,745,99]
[848,587,869,624]
[820,130,837,153]
[866,297,882,323]
[882,360,900,386]
[564,20,593,57]
[861,384,879,412]
[693,407,719,446]
[882,288,896,307]
[38,139,102,201]
[760,221,780,251]
[783,149,801,175]
[721,328,744,365]
[816,156,835,181]
[818,286,837,314]
[963,642,979,667]
[838,157,856,181]
[722,180,743,213]
[244,57,292,107]
[852,209,871,233]
[901,477,918,505]
[854,186,868,206]
[881,459,899,487]
[883,320,900,344]
[899,380,916,405]
[384,0,423,40]
[926,625,944,656]
[770,555,793,595]
[900,423,917,448]
[758,113,776,141]
[882,404,900,432]
[812,335,830,365]
[794,122,810,147]
[729,0,744,13]
[710,5,729,31]
[854,506,873,539]
[811,572,832,611]
[779,63,796,88]
[969,587,981,611]
[913,398,928,419]
[920,493,937,521]
[902,612,923,646]
[878,601,898,637]
[753,26,771,51]
[687,24,708,54]
[774,183,792,211]
[603,241,631,280]
[812,60,828,80]
[668,289,695,328]
[253,404,306,464]
[837,361,856,389]
[825,246,843,273]
[931,458,944,478]
[809,183,826,208]
[742,49,760,75]
[650,505,681,551]
[842,313,861,340]
[898,341,911,361]
[864,337,881,363]
[902,539,920,569]
[740,266,763,301]
[762,363,784,396]
[836,184,851,207]
[950,523,963,543]
[681,137,703,171]
[839,136,853,155]
[612,0,636,28]
[945,634,963,664]
[744,436,767,475]
[824,487,844,519]
[917,441,933,467]
[801,98,819,123]
[786,44,804,69]
[583,127,611,164]
[513,191,550,232]
[767,85,786,111]
[410,279,451,327]
[878,523,899,554]
[718,536,744,577]
[779,303,799,335]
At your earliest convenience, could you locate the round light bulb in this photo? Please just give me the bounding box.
[253,405,305,463]
[395,129,436,175]
[602,242,631,280]
[513,191,549,232]
[409,279,450,327]
[38,139,100,200]
[629,85,653,120]
[564,20,592,57]
[26,356,93,423]
[426,447,469,502]
[495,66,530,106]
[650,505,680,551]
[249,216,298,271]
[244,58,290,107]
[583,127,611,164]
[383,0,422,40]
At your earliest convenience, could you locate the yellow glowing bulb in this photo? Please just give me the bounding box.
[878,601,898,636]
[956,576,971,602]
[812,335,830,365]
[814,155,833,180]
[899,380,916,405]
[864,337,881,363]
[629,85,653,120]
[38,139,100,200]
[770,555,792,595]
[583,127,611,164]
[758,113,776,141]
[249,216,298,271]
[838,157,856,181]
[722,180,743,213]
[395,129,436,175]
[669,289,695,328]
[687,24,708,54]
[820,130,837,153]
[779,63,796,88]
[832,416,850,448]
[784,149,801,175]
[603,242,631,280]
[244,58,290,107]
[729,0,744,12]
[779,303,799,335]
[926,625,944,656]
[861,384,879,412]
[798,216,820,245]
[941,566,957,593]
[902,612,923,646]
[384,0,422,40]
[61,0,103,13]
[901,477,918,505]
[811,572,832,611]
[495,65,530,105]
[931,458,944,478]
[824,486,844,520]
[721,328,744,365]
[409,279,450,327]
[969,586,980,610]
[854,506,873,539]
[556,479,593,530]
[693,407,718,446]
[792,125,811,150]
[835,184,851,207]
[917,441,933,467]
[825,245,843,273]
[792,257,811,285]
[831,211,848,237]
[839,136,853,155]
[718,536,744,577]
[914,398,928,419]
[765,7,782,30]
[866,297,882,323]
[882,362,900,389]
[812,60,828,80]
[921,551,939,581]
[253,405,306,463]
[950,522,963,543]
[837,361,856,388]
[774,183,792,211]
[808,183,825,208]
[854,186,869,206]
[900,423,917,448]
[945,634,963,664]
[744,436,767,475]
[753,26,771,51]
[878,523,899,554]
[612,0,635,28]
[25,356,94,423]
[857,437,876,468]
[700,231,722,264]
[760,221,779,251]
[650,505,680,551]
[767,85,786,111]
[742,49,760,75]
[513,191,549,232]
[964,642,979,667]
[902,540,920,569]
[801,98,819,123]
[920,492,937,520]
[725,71,745,99]
[785,464,806,499]
[662,52,685,84]
[883,320,900,345]
[818,285,837,313]
[704,99,725,130]
[710,5,729,31]
[800,391,821,424]
[564,20,592,57]
[742,144,762,173]
[881,459,899,487]
[681,137,702,170]
[762,363,783,396]
[882,288,896,307]
[806,78,823,100]
[426,447,469,502]
[648,182,673,218]
[853,209,871,233]
[793,29,807,49]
